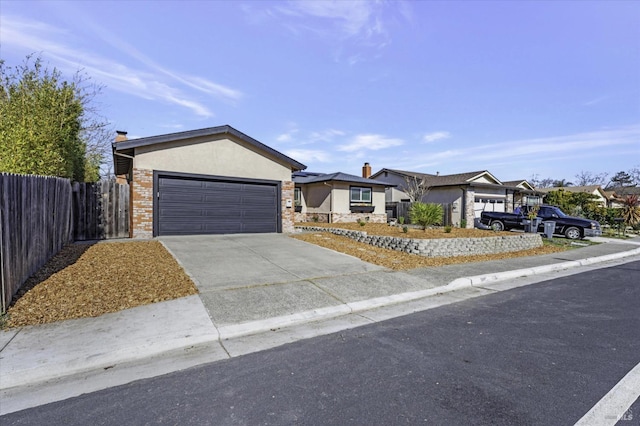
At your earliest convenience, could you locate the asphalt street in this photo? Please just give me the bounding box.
[2,260,639,425]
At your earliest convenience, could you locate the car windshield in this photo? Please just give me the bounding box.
[549,207,568,218]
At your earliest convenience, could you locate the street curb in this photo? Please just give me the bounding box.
[465,247,640,288]
[2,246,639,395]
[216,246,640,342]
[0,295,218,391]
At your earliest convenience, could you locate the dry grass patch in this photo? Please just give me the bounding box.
[292,232,567,271]
[4,241,198,329]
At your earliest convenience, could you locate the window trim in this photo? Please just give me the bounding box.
[350,186,373,205]
[294,187,301,206]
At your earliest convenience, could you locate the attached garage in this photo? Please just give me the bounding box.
[155,172,280,236]
[112,125,306,238]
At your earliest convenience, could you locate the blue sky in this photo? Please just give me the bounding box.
[1,0,639,183]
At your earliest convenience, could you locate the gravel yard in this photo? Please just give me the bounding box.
[3,241,197,329]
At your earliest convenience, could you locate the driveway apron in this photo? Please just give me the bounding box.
[159,234,386,326]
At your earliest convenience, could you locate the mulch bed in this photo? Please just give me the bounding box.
[3,241,198,329]
[292,228,567,270]
[2,224,567,330]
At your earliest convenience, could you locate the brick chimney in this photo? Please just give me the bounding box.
[362,162,372,178]
[114,130,129,185]
[115,130,128,143]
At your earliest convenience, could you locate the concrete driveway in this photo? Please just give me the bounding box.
[159,233,397,327]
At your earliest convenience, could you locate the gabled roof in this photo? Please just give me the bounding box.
[113,125,306,176]
[503,180,535,190]
[371,168,502,187]
[293,171,394,186]
[606,186,640,196]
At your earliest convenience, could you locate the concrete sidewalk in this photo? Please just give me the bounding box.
[1,236,639,415]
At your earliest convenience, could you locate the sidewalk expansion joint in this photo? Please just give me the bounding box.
[0,328,21,353]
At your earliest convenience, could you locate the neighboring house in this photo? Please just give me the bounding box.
[502,180,539,206]
[112,125,306,238]
[369,168,536,228]
[536,185,609,207]
[605,186,640,208]
[293,165,393,223]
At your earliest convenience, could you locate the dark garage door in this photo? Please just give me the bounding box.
[157,174,279,236]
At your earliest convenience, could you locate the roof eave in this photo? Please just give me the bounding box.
[112,125,307,172]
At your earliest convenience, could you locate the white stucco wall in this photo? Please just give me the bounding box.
[330,183,386,214]
[133,136,292,182]
[299,182,386,214]
[423,187,465,225]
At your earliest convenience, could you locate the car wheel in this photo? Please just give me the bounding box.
[565,226,582,240]
[490,220,505,231]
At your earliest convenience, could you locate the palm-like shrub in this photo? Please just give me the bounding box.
[409,202,443,230]
[621,194,640,226]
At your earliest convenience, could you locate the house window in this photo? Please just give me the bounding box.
[351,187,372,204]
[294,187,301,206]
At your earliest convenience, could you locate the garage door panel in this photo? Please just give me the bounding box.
[157,175,279,236]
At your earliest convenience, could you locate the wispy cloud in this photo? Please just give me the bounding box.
[282,1,383,38]
[338,134,404,152]
[277,127,345,145]
[284,149,331,163]
[584,96,608,107]
[0,15,242,117]
[259,1,408,63]
[308,129,346,142]
[423,131,451,143]
[401,125,640,172]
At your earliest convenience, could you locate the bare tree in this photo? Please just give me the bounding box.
[574,170,608,187]
[403,175,430,202]
[628,165,640,186]
[530,174,555,188]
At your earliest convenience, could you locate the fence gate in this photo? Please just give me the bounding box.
[73,180,129,240]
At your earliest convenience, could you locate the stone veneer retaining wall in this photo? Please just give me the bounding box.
[296,226,542,258]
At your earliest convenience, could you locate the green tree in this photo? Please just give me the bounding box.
[409,202,443,230]
[543,189,574,212]
[552,179,573,187]
[0,56,110,182]
[609,171,635,188]
[621,195,640,227]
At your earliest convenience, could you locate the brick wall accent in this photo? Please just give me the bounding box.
[281,180,295,233]
[131,168,153,238]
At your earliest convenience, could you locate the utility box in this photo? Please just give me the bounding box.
[544,221,556,239]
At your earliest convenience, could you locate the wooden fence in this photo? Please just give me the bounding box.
[0,173,73,313]
[0,175,130,313]
[73,180,129,241]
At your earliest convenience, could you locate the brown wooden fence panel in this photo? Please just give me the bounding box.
[0,173,73,313]
[73,180,129,241]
